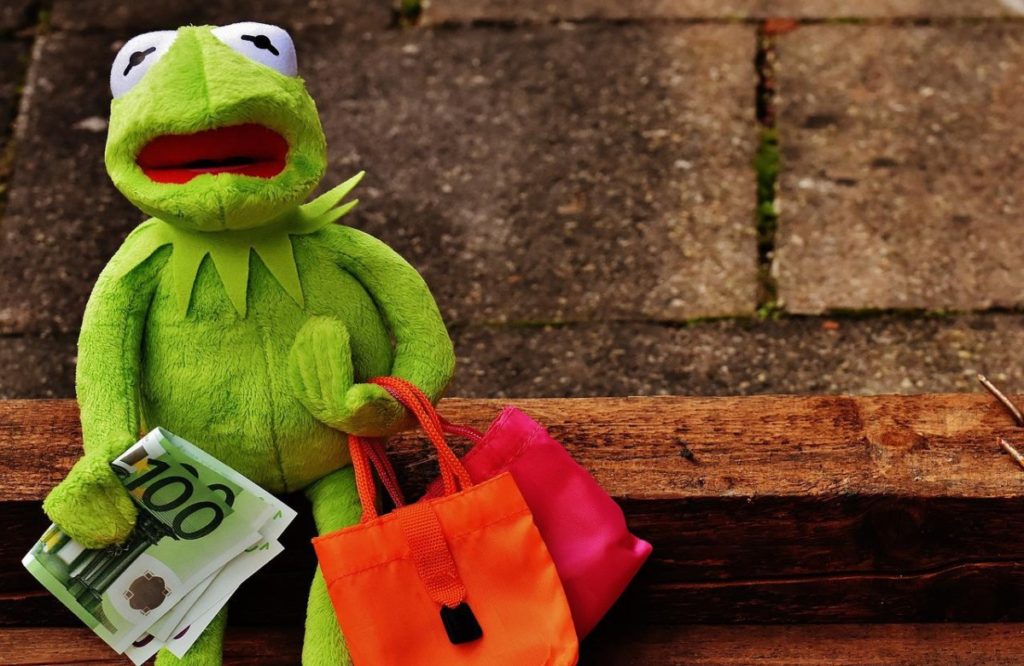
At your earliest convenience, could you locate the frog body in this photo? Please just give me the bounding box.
[138,228,394,493]
[41,22,455,665]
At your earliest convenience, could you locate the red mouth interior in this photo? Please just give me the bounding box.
[136,124,288,184]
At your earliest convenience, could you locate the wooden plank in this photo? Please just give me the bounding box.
[8,500,1024,626]
[4,394,1024,502]
[4,395,1024,625]
[2,624,1023,666]
[0,626,301,665]
[580,623,1024,665]
[8,552,1024,628]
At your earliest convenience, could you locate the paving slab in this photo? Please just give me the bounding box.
[758,0,1024,17]
[0,334,76,399]
[0,39,28,159]
[0,0,34,32]
[423,0,1024,24]
[10,314,1024,399]
[774,24,1024,314]
[422,0,756,24]
[50,0,393,33]
[305,24,758,324]
[449,314,1024,398]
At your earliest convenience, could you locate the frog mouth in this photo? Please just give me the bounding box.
[136,124,289,184]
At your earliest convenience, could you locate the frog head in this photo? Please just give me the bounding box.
[105,23,327,231]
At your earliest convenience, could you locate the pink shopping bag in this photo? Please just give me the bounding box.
[424,404,652,637]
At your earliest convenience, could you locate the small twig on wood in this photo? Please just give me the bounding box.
[978,374,1024,426]
[998,438,1024,472]
[403,454,438,469]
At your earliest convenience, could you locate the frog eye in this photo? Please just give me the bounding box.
[111,31,178,99]
[212,22,297,77]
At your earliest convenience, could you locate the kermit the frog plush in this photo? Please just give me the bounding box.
[42,22,455,665]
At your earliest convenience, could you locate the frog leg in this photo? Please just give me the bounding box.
[302,466,363,665]
[155,605,227,666]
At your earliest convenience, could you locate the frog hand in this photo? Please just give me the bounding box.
[43,449,137,549]
[288,316,406,437]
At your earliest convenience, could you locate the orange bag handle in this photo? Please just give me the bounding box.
[364,437,405,509]
[349,377,473,522]
[375,376,469,495]
[348,378,486,643]
[361,420,483,508]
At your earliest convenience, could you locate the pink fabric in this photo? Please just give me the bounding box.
[423,407,652,637]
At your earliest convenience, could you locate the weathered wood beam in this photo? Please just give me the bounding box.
[4,395,1024,501]
[2,624,1023,666]
[2,395,1024,626]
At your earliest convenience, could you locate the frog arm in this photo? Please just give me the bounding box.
[328,225,455,400]
[78,245,169,457]
[288,225,454,437]
[43,239,169,547]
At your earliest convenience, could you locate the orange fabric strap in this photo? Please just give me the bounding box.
[348,378,473,610]
[395,500,468,609]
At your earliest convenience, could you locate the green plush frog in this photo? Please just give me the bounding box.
[42,22,455,665]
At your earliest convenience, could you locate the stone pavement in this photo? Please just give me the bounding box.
[775,24,1024,313]
[1,1,1023,399]
[423,0,1024,23]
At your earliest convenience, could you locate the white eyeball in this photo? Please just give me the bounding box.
[211,22,297,77]
[111,31,178,98]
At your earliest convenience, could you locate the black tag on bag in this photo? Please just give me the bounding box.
[440,602,483,644]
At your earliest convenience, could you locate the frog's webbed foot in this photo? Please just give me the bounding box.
[288,316,405,437]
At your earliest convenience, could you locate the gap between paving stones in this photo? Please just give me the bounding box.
[0,8,45,225]
[446,305,1024,333]
[448,312,1024,397]
[7,312,1023,398]
[417,14,1024,325]
[420,16,1024,29]
[754,20,780,319]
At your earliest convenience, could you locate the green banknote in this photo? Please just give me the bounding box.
[141,432,297,645]
[23,428,270,654]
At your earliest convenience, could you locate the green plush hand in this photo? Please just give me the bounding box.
[288,316,406,437]
[43,450,137,549]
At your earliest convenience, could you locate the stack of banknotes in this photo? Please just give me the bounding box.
[23,428,297,664]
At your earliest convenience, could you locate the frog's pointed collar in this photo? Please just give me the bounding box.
[108,172,365,317]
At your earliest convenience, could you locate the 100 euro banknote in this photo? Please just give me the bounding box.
[23,428,274,654]
[121,429,293,643]
[127,430,297,661]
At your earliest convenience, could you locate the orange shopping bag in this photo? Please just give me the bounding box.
[312,377,579,665]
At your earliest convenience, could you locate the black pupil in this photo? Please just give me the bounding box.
[241,34,279,56]
[123,47,156,76]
